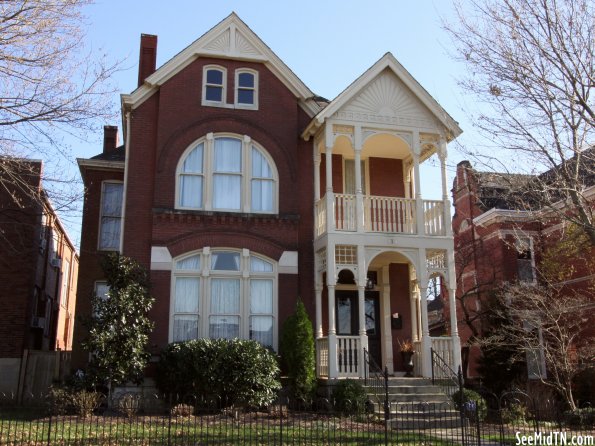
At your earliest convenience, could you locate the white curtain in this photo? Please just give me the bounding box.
[250,279,272,313]
[100,183,123,250]
[251,148,272,178]
[209,315,240,339]
[174,315,198,342]
[176,255,201,271]
[183,144,204,173]
[213,174,241,209]
[175,277,200,313]
[211,279,240,313]
[344,160,365,195]
[250,256,273,272]
[250,316,273,347]
[179,175,203,208]
[215,138,241,172]
[251,179,273,211]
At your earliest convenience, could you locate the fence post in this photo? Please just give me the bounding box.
[46,411,52,446]
[383,366,389,446]
[430,348,435,384]
[458,366,466,445]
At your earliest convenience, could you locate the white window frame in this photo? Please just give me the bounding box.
[175,134,278,214]
[234,69,258,110]
[98,181,123,251]
[515,236,536,284]
[169,248,278,350]
[202,65,227,107]
[60,259,71,308]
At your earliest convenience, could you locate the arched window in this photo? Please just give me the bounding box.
[170,248,277,349]
[176,134,277,213]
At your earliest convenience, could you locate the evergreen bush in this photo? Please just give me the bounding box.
[156,338,280,409]
[279,301,316,401]
[452,388,488,421]
[332,379,367,414]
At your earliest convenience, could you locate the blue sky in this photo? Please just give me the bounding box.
[65,0,478,246]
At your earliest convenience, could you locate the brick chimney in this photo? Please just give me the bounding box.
[103,125,119,154]
[138,34,158,87]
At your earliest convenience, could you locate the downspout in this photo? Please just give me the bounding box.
[119,111,132,255]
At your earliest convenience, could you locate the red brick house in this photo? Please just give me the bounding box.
[74,13,464,380]
[0,159,79,394]
[452,160,595,380]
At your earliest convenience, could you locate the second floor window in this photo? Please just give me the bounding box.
[515,237,535,283]
[235,70,257,108]
[177,135,277,213]
[203,66,226,104]
[99,182,123,251]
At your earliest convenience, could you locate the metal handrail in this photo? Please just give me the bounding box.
[431,347,463,397]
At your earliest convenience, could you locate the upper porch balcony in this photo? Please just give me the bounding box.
[315,193,445,237]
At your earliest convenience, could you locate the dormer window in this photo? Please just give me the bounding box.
[235,69,258,109]
[203,66,226,104]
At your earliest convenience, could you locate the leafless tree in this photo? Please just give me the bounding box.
[0,0,120,221]
[444,0,595,244]
[480,282,594,411]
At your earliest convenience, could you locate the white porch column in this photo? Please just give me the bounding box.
[413,132,424,235]
[325,145,335,233]
[354,126,365,233]
[410,282,419,342]
[327,284,338,378]
[315,284,323,339]
[357,284,369,377]
[419,282,432,378]
[314,150,321,202]
[381,265,394,373]
[439,139,452,237]
[449,287,462,374]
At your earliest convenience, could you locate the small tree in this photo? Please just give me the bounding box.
[280,301,316,401]
[83,254,154,391]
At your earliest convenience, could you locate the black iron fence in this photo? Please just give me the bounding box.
[1,392,593,445]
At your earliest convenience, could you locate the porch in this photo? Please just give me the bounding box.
[315,335,457,378]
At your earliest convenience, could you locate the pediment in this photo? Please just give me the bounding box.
[336,69,438,128]
[201,23,264,59]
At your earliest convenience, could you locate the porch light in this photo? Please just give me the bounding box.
[365,277,375,290]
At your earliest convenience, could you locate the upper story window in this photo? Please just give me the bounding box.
[235,69,258,109]
[176,134,277,213]
[98,182,123,251]
[515,237,535,283]
[202,66,226,105]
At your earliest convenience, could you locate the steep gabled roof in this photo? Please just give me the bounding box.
[121,13,322,117]
[302,53,462,140]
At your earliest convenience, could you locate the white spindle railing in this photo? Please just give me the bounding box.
[424,200,445,235]
[337,336,360,377]
[431,336,455,372]
[334,194,357,231]
[316,337,329,377]
[364,196,416,233]
[315,199,327,237]
[316,194,447,237]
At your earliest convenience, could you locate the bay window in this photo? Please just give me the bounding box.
[170,248,277,349]
[176,134,277,213]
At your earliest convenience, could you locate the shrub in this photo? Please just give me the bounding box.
[171,403,194,417]
[117,393,140,419]
[332,379,367,414]
[48,386,72,415]
[280,301,316,401]
[564,407,595,428]
[452,389,487,421]
[48,387,103,418]
[501,402,529,424]
[71,390,103,418]
[156,338,280,409]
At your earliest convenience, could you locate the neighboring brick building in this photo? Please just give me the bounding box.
[0,159,79,394]
[74,13,464,380]
[451,160,595,380]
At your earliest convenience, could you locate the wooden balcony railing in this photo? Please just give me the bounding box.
[315,194,447,237]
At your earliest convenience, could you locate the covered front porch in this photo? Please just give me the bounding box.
[313,247,461,380]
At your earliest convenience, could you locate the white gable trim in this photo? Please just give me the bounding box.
[122,13,318,116]
[302,53,462,140]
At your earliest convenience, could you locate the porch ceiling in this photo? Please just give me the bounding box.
[368,251,410,269]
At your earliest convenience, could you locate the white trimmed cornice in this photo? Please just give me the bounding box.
[77,158,125,172]
[121,13,318,116]
[472,208,533,227]
[302,53,463,141]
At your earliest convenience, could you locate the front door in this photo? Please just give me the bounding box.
[336,291,381,366]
